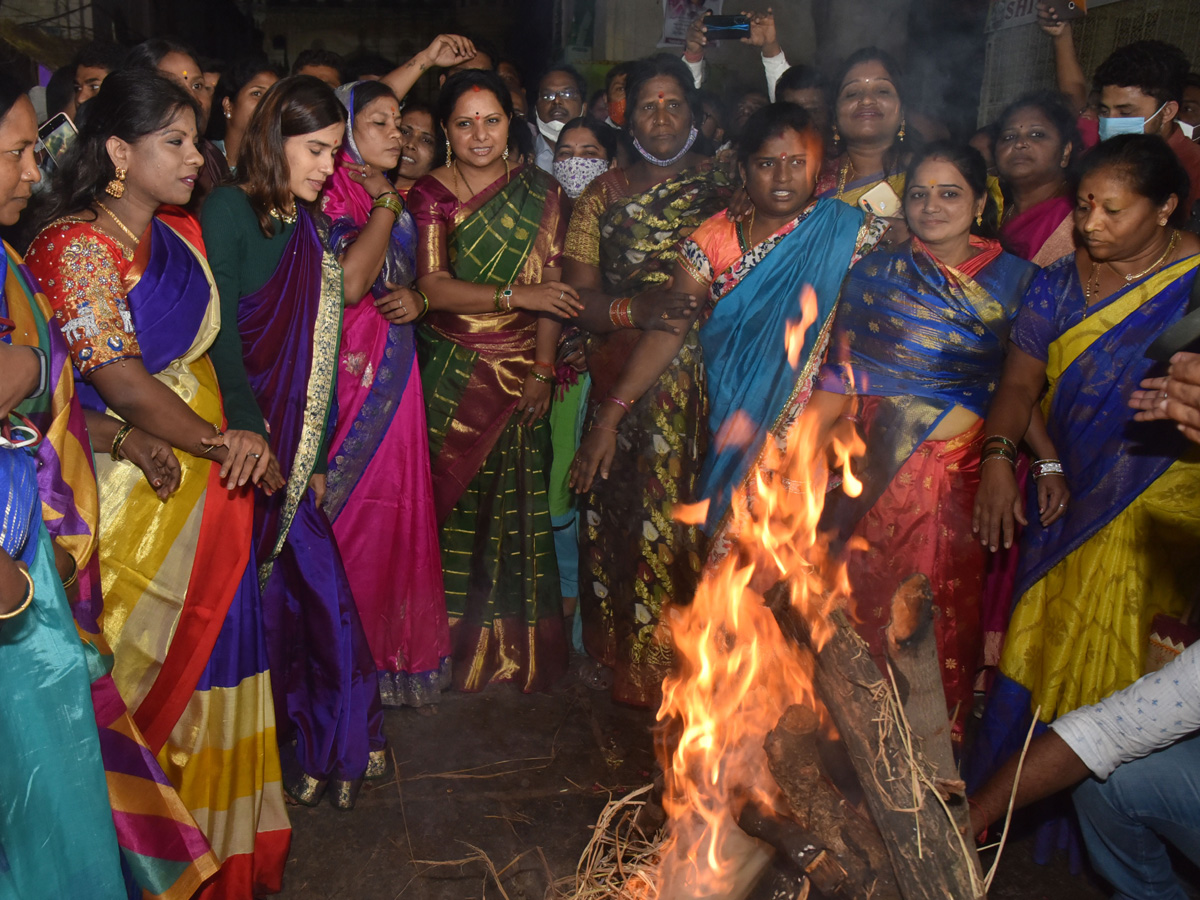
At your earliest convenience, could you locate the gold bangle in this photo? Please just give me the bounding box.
[415,289,430,320]
[61,554,79,591]
[110,423,134,461]
[0,564,34,621]
[530,371,554,384]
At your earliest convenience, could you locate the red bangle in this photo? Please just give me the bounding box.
[532,361,554,372]
[605,396,632,413]
[608,297,635,329]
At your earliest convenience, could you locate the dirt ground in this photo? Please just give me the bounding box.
[276,667,1118,900]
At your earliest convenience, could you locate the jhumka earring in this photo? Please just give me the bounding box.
[976,213,983,227]
[832,125,841,145]
[444,138,453,167]
[105,167,127,199]
[502,146,509,161]
[897,118,906,142]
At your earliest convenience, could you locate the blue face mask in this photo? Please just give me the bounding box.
[1098,102,1166,141]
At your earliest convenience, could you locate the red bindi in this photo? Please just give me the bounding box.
[1087,193,1097,209]
[471,85,481,92]
[658,92,664,99]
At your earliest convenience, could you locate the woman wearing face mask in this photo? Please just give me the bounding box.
[814,47,911,215]
[203,76,386,809]
[995,91,1080,266]
[813,143,1043,742]
[213,55,281,172]
[393,101,437,197]
[408,69,581,693]
[548,116,616,655]
[319,79,451,707]
[563,54,730,706]
[971,135,1200,776]
[26,70,291,894]
[573,103,887,562]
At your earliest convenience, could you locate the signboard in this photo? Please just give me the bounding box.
[986,0,1126,33]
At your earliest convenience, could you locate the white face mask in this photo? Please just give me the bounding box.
[1178,120,1198,142]
[553,156,610,198]
[537,115,566,145]
[1098,102,1167,141]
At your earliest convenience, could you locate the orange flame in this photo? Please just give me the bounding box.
[657,284,864,898]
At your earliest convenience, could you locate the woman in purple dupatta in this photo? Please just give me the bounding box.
[320,79,450,707]
[203,75,385,810]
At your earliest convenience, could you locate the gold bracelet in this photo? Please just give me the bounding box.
[110,423,134,461]
[0,564,34,621]
[415,289,430,320]
[530,371,554,384]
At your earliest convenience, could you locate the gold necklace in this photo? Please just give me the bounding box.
[1110,229,1179,283]
[452,158,510,201]
[269,204,297,225]
[1086,229,1180,301]
[95,202,140,246]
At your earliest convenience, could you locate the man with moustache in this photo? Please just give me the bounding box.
[532,64,586,173]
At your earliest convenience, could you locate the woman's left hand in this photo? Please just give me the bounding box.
[308,473,327,508]
[724,187,753,223]
[1035,473,1069,526]
[341,162,395,200]
[517,374,551,426]
[374,284,423,324]
[119,427,182,500]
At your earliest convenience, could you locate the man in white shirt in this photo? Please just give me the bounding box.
[681,8,790,101]
[531,65,586,173]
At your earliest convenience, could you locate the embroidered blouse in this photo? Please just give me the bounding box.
[25,220,140,378]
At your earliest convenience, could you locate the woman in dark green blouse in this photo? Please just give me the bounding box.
[202,75,389,811]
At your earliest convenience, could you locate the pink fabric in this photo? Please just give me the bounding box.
[325,158,450,704]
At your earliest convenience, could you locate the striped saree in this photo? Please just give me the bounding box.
[409,163,569,692]
[27,214,290,898]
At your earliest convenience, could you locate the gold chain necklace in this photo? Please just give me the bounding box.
[1086,229,1180,301]
[452,158,510,201]
[95,202,140,246]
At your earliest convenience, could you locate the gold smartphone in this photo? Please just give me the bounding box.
[858,180,903,218]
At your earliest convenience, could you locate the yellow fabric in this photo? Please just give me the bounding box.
[1043,256,1200,415]
[1000,453,1200,721]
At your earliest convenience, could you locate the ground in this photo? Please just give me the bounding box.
[277,668,1113,900]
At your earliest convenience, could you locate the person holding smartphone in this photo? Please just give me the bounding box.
[814,47,911,223]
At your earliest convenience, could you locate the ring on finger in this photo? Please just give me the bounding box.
[249,452,261,459]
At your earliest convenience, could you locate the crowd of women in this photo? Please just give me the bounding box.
[3,10,1199,899]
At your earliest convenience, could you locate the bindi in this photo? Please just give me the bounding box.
[1087,193,1097,209]
[471,85,481,92]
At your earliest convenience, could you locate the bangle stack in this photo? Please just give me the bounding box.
[110,423,134,461]
[371,190,404,223]
[414,288,430,320]
[493,283,514,312]
[608,297,635,329]
[605,396,633,413]
[0,564,34,621]
[530,360,554,384]
[1031,458,1064,480]
[981,434,1017,467]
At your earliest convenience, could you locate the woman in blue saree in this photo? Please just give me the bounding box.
[971,135,1200,781]
[204,75,386,810]
[813,143,1047,739]
[571,104,884,563]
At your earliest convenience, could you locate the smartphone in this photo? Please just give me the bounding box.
[1043,0,1087,22]
[858,180,903,218]
[703,15,751,40]
[36,112,77,173]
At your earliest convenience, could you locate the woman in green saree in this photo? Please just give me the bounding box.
[564,55,730,707]
[409,69,581,691]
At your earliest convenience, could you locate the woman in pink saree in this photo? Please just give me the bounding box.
[321,78,451,706]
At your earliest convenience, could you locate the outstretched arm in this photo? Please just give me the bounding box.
[380,34,478,102]
[1037,2,1089,113]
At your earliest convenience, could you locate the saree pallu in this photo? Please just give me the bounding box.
[821,241,1037,728]
[1000,194,1075,267]
[236,207,385,797]
[689,199,872,551]
[27,216,291,898]
[574,168,729,708]
[6,239,222,900]
[0,447,126,899]
[323,146,451,708]
[412,165,567,692]
[971,256,1200,784]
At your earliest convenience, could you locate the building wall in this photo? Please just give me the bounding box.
[979,0,1200,125]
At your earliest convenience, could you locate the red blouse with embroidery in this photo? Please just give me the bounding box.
[26,219,141,378]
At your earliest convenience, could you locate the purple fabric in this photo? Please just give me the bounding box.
[126,220,211,374]
[234,207,384,782]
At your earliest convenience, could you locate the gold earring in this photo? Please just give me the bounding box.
[444,139,453,168]
[976,212,983,227]
[1159,218,1168,226]
[897,118,906,142]
[502,145,509,161]
[832,125,840,144]
[105,167,126,199]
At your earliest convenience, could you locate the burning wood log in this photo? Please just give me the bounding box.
[767,575,985,900]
